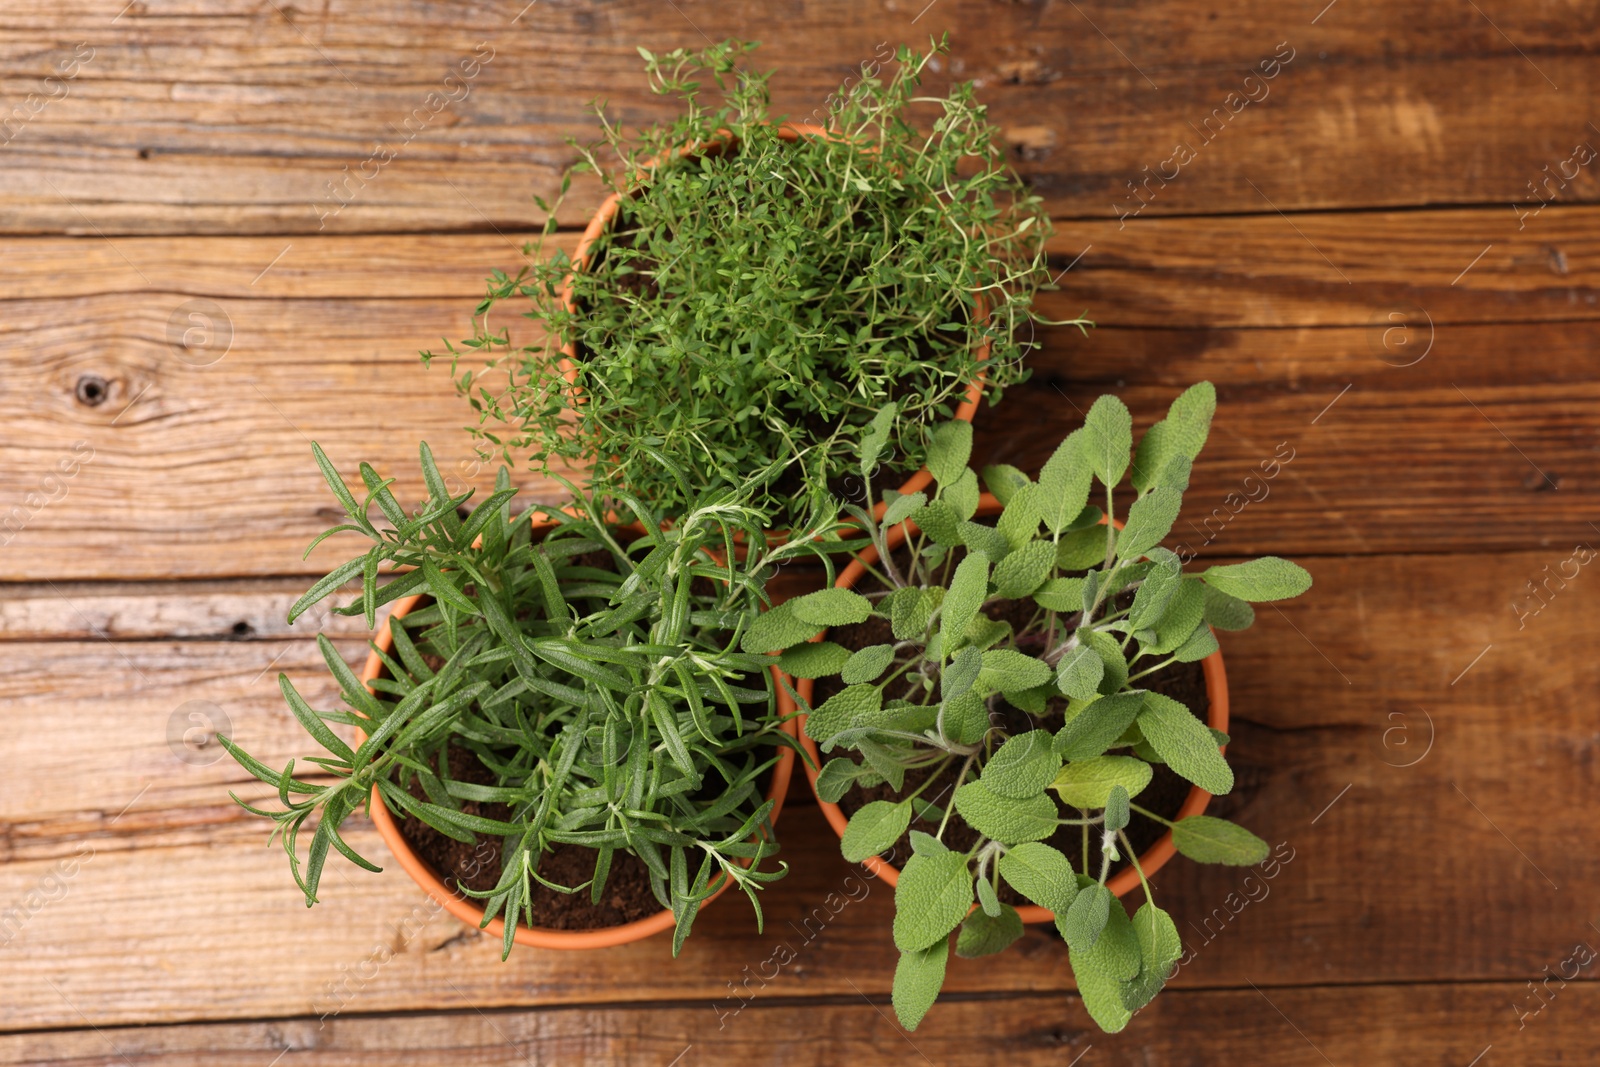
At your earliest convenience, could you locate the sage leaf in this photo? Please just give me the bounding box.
[997,842,1079,913]
[891,586,939,641]
[841,643,896,684]
[945,467,981,519]
[953,780,1058,845]
[741,599,821,653]
[1054,691,1145,760]
[1067,896,1141,1032]
[790,587,874,627]
[942,645,983,700]
[1172,625,1219,662]
[1127,548,1183,630]
[805,684,883,749]
[1130,381,1216,491]
[974,872,1002,917]
[940,552,990,649]
[1056,644,1105,701]
[1062,881,1112,953]
[957,903,1025,958]
[1122,902,1183,1011]
[1079,627,1128,694]
[957,520,1010,562]
[882,490,927,528]
[892,938,949,1031]
[991,539,1055,598]
[1117,487,1182,560]
[841,800,912,862]
[981,463,1031,504]
[977,648,1053,695]
[1202,557,1313,602]
[1104,785,1130,832]
[1050,755,1153,808]
[778,640,852,679]
[980,730,1062,799]
[911,499,962,546]
[1147,578,1207,654]
[926,421,973,485]
[1069,950,1133,1034]
[1056,526,1108,570]
[1202,583,1256,630]
[1038,430,1095,535]
[1170,815,1271,865]
[893,850,973,951]
[1081,395,1133,487]
[1137,692,1233,794]
[941,691,990,745]
[815,758,863,804]
[1034,576,1086,612]
[996,483,1043,548]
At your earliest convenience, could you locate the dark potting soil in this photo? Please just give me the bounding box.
[817,553,1211,905]
[395,742,662,930]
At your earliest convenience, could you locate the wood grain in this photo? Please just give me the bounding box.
[2,548,1595,1029]
[3,212,1600,581]
[1,1,1598,231]
[3,3,1597,1058]
[2,982,1589,1066]
[1055,205,1600,328]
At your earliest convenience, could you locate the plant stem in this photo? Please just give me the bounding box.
[1129,801,1177,829]
[1118,828,1154,907]
[935,751,978,840]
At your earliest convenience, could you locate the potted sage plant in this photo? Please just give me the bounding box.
[752,383,1312,1030]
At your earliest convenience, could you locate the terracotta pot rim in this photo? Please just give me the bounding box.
[554,120,993,528]
[357,529,795,950]
[785,493,1230,924]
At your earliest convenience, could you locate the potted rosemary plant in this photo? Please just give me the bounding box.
[755,384,1312,1030]
[430,38,1076,529]
[221,443,836,953]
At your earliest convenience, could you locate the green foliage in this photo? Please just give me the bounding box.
[1170,815,1271,865]
[1050,755,1152,808]
[893,938,950,1030]
[768,383,1310,1032]
[430,39,1078,529]
[894,845,974,952]
[957,903,1025,958]
[841,800,911,862]
[222,443,835,957]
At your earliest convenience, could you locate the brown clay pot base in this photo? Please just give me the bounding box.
[816,559,1209,903]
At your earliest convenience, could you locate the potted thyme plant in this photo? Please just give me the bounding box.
[754,384,1313,1030]
[221,442,836,954]
[429,37,1078,529]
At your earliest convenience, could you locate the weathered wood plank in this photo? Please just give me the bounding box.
[1055,206,1600,328]
[0,579,370,641]
[17,205,1600,322]
[4,212,1600,579]
[1,547,1595,1028]
[0,1,1597,232]
[1,981,1588,1066]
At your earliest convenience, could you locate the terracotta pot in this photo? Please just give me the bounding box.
[785,493,1230,924]
[556,121,991,513]
[359,548,796,950]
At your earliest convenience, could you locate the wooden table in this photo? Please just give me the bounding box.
[3,2,1597,1063]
